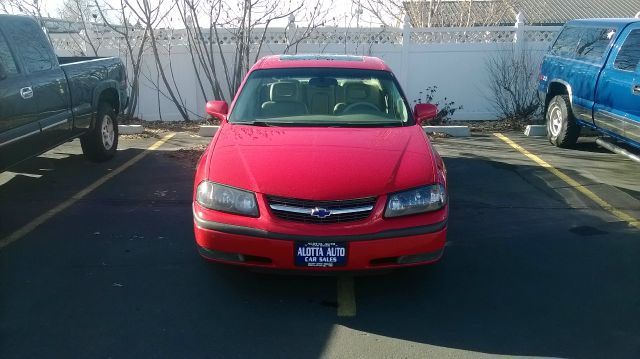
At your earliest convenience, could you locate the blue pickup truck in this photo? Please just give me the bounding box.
[539,18,640,149]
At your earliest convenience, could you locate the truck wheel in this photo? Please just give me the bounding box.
[81,102,118,162]
[546,95,580,148]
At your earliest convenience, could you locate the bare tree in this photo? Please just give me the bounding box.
[175,0,329,103]
[58,0,105,56]
[282,2,331,55]
[357,0,518,28]
[215,0,305,97]
[485,45,541,122]
[174,0,228,102]
[356,0,405,27]
[0,1,10,13]
[95,0,149,120]
[49,0,329,121]
[124,0,192,121]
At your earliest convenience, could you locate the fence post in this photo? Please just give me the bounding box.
[400,15,411,91]
[286,14,297,54]
[514,12,525,54]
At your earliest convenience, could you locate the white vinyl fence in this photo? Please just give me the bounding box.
[50,16,561,122]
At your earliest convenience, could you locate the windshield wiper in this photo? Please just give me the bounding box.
[235,121,274,127]
[322,122,402,127]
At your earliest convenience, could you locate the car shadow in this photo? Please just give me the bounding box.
[344,154,639,359]
[572,136,640,156]
[0,147,147,238]
[1,142,639,358]
[571,139,611,153]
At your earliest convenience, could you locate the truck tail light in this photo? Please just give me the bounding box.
[537,64,546,81]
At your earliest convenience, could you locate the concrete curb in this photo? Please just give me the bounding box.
[422,126,470,137]
[524,125,547,137]
[118,125,144,135]
[199,125,219,137]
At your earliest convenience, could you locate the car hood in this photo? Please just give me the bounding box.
[206,124,436,199]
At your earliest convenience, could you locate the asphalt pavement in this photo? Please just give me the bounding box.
[1,131,639,358]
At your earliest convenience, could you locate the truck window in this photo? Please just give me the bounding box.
[3,18,53,73]
[0,32,18,75]
[576,28,616,62]
[550,27,582,57]
[614,30,640,72]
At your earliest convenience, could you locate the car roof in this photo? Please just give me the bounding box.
[251,54,392,72]
[566,18,640,28]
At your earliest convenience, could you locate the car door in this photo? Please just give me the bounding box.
[572,26,617,123]
[594,25,640,143]
[545,26,595,122]
[0,28,40,170]
[2,17,72,148]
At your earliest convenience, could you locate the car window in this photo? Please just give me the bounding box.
[576,27,616,62]
[3,18,53,73]
[550,27,582,57]
[228,68,412,127]
[614,29,640,72]
[0,32,19,75]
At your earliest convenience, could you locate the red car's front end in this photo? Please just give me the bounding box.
[193,55,448,271]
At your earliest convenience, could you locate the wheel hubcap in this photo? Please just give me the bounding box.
[549,105,563,136]
[101,115,115,150]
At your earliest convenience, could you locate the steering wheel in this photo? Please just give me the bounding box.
[342,102,380,113]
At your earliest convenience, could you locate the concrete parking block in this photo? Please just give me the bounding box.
[423,126,470,137]
[199,125,219,137]
[524,125,547,137]
[118,125,144,135]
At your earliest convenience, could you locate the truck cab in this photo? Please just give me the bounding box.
[538,18,640,149]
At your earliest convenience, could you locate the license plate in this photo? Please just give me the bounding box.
[295,242,347,267]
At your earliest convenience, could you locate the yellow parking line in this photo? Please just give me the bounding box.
[337,275,356,317]
[0,133,176,250]
[494,133,640,229]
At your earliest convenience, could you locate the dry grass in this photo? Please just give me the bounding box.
[165,144,208,168]
[118,120,206,139]
[451,118,544,133]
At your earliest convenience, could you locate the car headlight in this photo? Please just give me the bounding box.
[384,184,447,218]
[196,181,259,217]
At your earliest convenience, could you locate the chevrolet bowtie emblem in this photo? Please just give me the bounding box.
[310,207,332,218]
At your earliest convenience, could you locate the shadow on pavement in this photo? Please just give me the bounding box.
[1,142,639,358]
[348,154,640,359]
[0,148,146,238]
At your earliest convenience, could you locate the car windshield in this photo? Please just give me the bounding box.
[228,67,412,127]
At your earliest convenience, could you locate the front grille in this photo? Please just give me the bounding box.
[266,195,377,224]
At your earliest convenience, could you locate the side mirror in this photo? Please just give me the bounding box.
[0,62,7,81]
[414,103,438,125]
[205,100,229,122]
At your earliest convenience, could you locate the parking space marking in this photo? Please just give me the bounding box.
[494,133,640,229]
[0,133,177,251]
[337,275,356,317]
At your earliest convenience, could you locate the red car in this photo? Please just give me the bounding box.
[193,54,448,270]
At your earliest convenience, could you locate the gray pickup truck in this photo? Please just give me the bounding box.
[0,15,128,171]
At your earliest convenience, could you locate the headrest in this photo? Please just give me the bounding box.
[345,83,369,100]
[270,81,299,102]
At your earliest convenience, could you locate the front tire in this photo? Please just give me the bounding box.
[81,102,118,162]
[546,95,580,148]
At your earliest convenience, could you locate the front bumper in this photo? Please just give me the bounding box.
[193,210,447,271]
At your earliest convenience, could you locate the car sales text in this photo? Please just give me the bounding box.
[297,246,345,263]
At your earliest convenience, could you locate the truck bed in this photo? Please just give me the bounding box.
[59,56,127,130]
[58,56,105,65]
